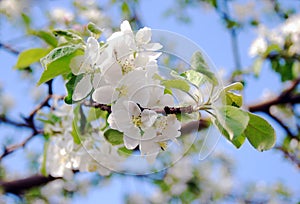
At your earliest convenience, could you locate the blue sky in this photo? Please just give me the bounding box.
[0,0,300,203]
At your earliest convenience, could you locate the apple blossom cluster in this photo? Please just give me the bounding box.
[249,14,300,57]
[40,20,184,176]
[42,102,124,177]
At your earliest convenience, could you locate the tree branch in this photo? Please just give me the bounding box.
[275,146,300,169]
[0,174,61,195]
[0,115,30,128]
[248,78,300,113]
[0,42,19,55]
[0,130,43,160]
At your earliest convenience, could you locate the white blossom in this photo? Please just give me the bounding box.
[50,8,74,25]
[70,37,108,101]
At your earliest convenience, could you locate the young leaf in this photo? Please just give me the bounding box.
[224,91,243,108]
[15,48,50,69]
[181,69,206,87]
[71,105,82,144]
[223,82,243,92]
[214,118,246,148]
[215,106,249,141]
[87,107,108,122]
[30,30,58,47]
[222,82,243,107]
[161,79,190,92]
[71,121,82,144]
[40,141,49,176]
[64,74,84,104]
[38,45,83,85]
[104,129,124,146]
[190,51,218,85]
[53,29,83,43]
[87,22,102,38]
[244,112,276,151]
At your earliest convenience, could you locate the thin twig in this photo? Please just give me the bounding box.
[0,130,43,160]
[275,146,300,169]
[0,42,20,55]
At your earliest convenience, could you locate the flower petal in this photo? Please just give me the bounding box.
[141,109,157,128]
[136,27,151,45]
[123,135,139,150]
[72,75,92,101]
[92,85,115,104]
[127,101,141,117]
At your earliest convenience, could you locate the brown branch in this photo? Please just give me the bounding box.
[275,146,300,169]
[0,174,61,195]
[248,78,300,113]
[0,130,43,160]
[0,42,20,55]
[0,115,30,128]
[267,111,296,139]
[180,118,210,135]
[83,101,112,113]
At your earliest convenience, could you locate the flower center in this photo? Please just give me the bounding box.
[116,85,128,97]
[132,115,142,127]
[120,59,134,75]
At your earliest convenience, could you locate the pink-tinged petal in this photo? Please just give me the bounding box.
[92,85,115,104]
[136,27,151,45]
[124,135,139,150]
[141,110,157,128]
[72,75,92,101]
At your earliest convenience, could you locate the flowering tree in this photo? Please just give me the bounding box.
[0,0,299,203]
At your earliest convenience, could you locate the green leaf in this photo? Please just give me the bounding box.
[215,106,249,142]
[71,121,82,144]
[118,147,133,156]
[38,45,83,85]
[244,112,276,151]
[40,141,49,176]
[15,48,50,69]
[190,51,218,85]
[71,105,82,144]
[21,13,31,30]
[223,82,243,91]
[162,79,190,92]
[262,44,281,58]
[64,73,84,104]
[214,119,246,148]
[104,129,124,146]
[253,57,264,77]
[31,30,58,47]
[181,70,206,87]
[53,29,83,43]
[87,107,108,122]
[224,91,243,108]
[87,22,102,38]
[121,2,130,17]
[222,82,244,107]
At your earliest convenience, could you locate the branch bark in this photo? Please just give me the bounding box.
[0,174,60,195]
